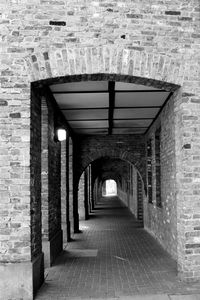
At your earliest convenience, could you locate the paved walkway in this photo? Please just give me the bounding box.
[36,197,200,300]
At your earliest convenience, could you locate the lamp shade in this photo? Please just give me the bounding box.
[57,128,66,141]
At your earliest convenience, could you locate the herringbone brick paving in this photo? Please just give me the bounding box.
[36,197,200,300]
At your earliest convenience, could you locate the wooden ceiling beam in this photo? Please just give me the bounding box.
[60,106,161,110]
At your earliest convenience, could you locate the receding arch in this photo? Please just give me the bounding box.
[75,147,147,194]
[79,155,145,195]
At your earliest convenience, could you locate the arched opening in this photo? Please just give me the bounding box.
[102,179,117,197]
[28,73,185,299]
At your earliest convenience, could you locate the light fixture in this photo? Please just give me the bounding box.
[56,128,67,142]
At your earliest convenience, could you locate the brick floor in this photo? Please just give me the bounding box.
[36,197,200,300]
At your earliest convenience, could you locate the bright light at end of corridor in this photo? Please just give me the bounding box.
[57,129,67,141]
[104,179,117,196]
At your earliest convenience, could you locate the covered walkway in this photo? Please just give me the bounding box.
[36,197,200,300]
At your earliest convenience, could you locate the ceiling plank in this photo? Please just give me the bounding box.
[108,81,115,135]
[73,127,148,129]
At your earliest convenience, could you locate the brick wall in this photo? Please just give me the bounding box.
[144,92,178,259]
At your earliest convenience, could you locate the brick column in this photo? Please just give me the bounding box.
[46,96,63,266]
[88,165,93,212]
[65,136,71,242]
[69,137,74,236]
[0,88,45,299]
[61,139,67,243]
[40,90,64,268]
[84,171,89,220]
[175,89,200,281]
[41,97,50,267]
[78,173,85,220]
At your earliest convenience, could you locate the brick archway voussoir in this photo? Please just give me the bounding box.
[25,46,184,88]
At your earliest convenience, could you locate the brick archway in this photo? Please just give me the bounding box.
[27,52,183,281]
[26,45,184,90]
[77,152,145,193]
[26,47,181,204]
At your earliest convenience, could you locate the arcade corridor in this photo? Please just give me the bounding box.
[36,197,200,300]
[1,1,200,298]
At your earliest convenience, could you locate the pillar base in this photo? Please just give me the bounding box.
[0,252,44,300]
[42,229,63,268]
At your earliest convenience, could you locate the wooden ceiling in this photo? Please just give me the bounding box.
[49,81,172,135]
